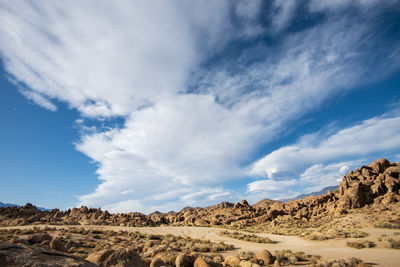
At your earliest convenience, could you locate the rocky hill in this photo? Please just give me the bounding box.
[0,159,399,228]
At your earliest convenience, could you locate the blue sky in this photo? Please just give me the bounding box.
[1,0,400,213]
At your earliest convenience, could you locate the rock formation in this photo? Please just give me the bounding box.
[0,158,399,228]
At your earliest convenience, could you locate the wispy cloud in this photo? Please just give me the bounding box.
[19,89,57,111]
[1,1,399,212]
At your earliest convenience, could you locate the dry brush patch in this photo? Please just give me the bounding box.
[345,240,375,249]
[376,233,400,249]
[242,223,368,241]
[218,230,274,244]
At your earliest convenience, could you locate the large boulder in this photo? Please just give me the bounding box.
[49,239,66,252]
[224,255,241,266]
[343,184,372,208]
[369,158,392,173]
[28,233,52,244]
[86,248,145,267]
[0,242,96,267]
[255,249,273,265]
[150,258,165,267]
[175,253,193,267]
[194,257,210,267]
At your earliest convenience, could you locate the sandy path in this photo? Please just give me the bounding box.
[2,225,399,266]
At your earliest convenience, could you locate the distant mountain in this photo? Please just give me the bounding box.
[279,185,338,202]
[0,202,17,208]
[0,201,50,211]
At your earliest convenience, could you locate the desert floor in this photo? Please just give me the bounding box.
[2,225,399,266]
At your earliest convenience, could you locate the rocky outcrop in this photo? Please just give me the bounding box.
[0,242,96,267]
[336,159,400,212]
[0,204,155,227]
[0,159,399,227]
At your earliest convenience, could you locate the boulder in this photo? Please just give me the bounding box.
[384,166,400,178]
[50,239,66,252]
[344,184,372,208]
[255,249,273,265]
[175,253,193,267]
[224,255,241,266]
[28,233,52,244]
[150,258,165,267]
[381,193,400,205]
[194,257,210,267]
[241,199,249,206]
[86,248,145,267]
[370,158,391,173]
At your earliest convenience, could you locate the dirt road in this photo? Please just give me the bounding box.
[2,225,399,266]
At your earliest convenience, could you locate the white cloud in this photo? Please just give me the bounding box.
[270,0,297,33]
[0,1,197,117]
[19,89,57,111]
[251,114,400,179]
[308,0,398,12]
[246,160,362,201]
[0,1,399,212]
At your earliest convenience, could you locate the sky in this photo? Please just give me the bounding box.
[1,0,400,214]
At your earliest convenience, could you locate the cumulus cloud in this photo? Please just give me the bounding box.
[251,113,400,179]
[246,160,363,201]
[0,1,399,212]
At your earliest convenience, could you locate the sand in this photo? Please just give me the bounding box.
[2,225,400,266]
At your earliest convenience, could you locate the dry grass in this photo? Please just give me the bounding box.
[373,221,400,229]
[218,230,274,243]
[345,240,375,249]
[243,223,368,241]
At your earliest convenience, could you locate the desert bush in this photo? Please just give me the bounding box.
[219,230,274,243]
[345,240,374,249]
[238,250,255,261]
[374,221,400,229]
[387,238,400,249]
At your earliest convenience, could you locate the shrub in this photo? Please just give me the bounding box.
[219,230,274,243]
[345,240,375,249]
